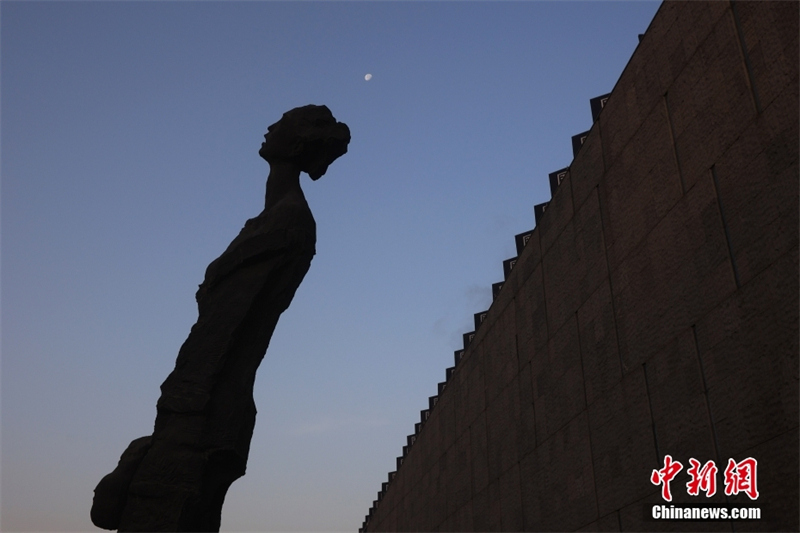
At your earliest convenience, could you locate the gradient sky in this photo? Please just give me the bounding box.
[2,2,661,531]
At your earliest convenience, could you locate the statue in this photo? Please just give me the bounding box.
[91,105,350,532]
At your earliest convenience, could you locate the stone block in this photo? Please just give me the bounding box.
[429,459,447,530]
[598,1,685,170]
[489,272,516,325]
[486,378,521,481]
[513,223,542,288]
[448,499,473,532]
[516,264,548,368]
[658,2,728,89]
[474,309,495,349]
[531,314,586,441]
[570,118,607,213]
[734,1,799,110]
[668,9,759,192]
[644,328,717,463]
[486,478,504,532]
[577,279,622,406]
[451,355,473,442]
[445,432,472,519]
[417,467,434,529]
[470,411,490,496]
[419,401,442,476]
[588,368,657,516]
[380,504,397,532]
[518,450,544,531]
[436,389,457,459]
[463,356,486,430]
[515,290,534,355]
[600,102,684,273]
[543,187,608,335]
[611,175,737,374]
[393,488,410,531]
[398,452,420,501]
[470,485,495,532]
[499,461,523,531]
[599,55,660,179]
[517,362,538,459]
[493,251,525,317]
[483,307,520,404]
[390,456,407,501]
[520,412,597,531]
[420,487,437,531]
[712,84,799,287]
[696,248,799,460]
[539,157,576,256]
[661,2,731,100]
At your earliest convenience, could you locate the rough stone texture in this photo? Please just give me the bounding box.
[91,436,153,530]
[92,105,349,532]
[365,2,796,531]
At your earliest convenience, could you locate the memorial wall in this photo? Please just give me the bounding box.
[363,2,798,531]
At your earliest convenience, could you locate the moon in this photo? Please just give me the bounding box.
[364,73,372,81]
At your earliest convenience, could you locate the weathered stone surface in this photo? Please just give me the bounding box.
[92,105,349,532]
[91,436,152,530]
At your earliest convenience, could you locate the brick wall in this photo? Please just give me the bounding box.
[364,2,798,530]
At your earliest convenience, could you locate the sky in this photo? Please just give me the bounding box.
[2,1,661,531]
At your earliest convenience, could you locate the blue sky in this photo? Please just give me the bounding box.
[2,2,660,531]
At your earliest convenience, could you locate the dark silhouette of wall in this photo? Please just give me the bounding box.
[363,2,798,531]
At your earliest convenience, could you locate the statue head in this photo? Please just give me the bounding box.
[259,105,350,180]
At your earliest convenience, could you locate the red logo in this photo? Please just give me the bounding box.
[724,458,759,500]
[686,459,718,497]
[651,455,683,502]
[653,456,758,501]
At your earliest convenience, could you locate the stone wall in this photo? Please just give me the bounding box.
[363,2,798,531]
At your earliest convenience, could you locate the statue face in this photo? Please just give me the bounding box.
[259,118,300,163]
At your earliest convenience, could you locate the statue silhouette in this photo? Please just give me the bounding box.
[92,105,350,532]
